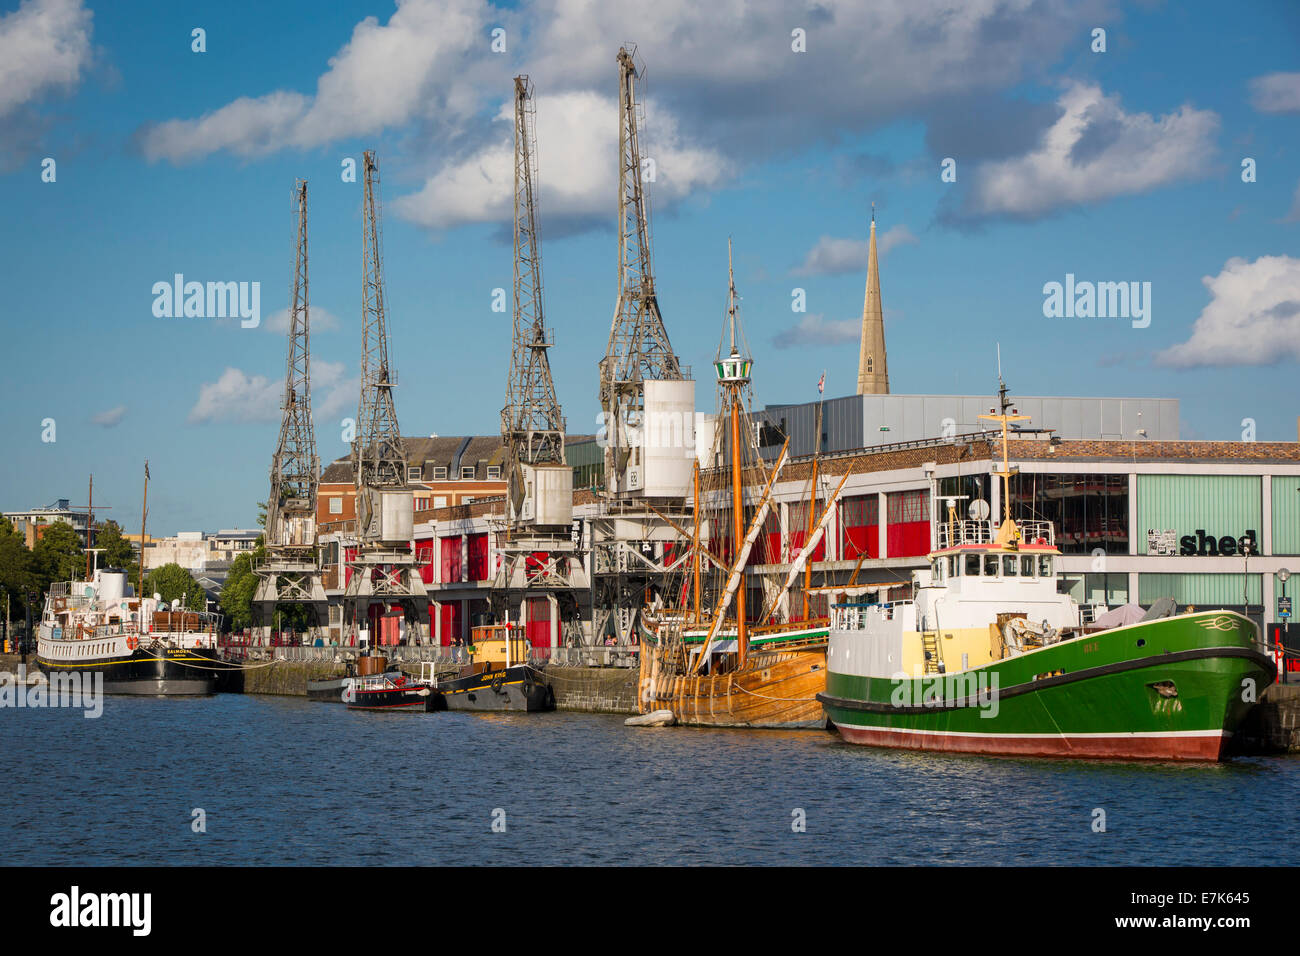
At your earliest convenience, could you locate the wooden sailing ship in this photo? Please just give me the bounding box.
[637,242,845,729]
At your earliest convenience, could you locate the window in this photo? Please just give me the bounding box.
[460,466,475,480]
[434,496,447,508]
[866,356,873,372]
[1002,555,1018,576]
[328,497,342,515]
[947,556,956,578]
[1038,556,1053,577]
[1021,556,1034,577]
[1007,472,1128,555]
[932,559,942,580]
[965,554,980,576]
[487,466,501,480]
[432,466,448,480]
[407,466,422,481]
[983,555,999,577]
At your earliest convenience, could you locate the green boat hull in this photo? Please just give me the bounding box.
[818,611,1275,761]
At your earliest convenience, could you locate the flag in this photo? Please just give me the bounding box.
[144,460,150,480]
[817,371,825,395]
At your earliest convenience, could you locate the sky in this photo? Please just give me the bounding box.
[0,0,1298,535]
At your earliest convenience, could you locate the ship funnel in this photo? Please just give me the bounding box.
[98,570,126,604]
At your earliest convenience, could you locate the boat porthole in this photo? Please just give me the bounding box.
[1136,639,1146,647]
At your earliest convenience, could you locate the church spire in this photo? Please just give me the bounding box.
[856,202,889,395]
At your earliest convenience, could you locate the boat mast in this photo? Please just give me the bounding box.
[692,461,701,626]
[85,474,93,581]
[803,395,822,620]
[977,353,1029,546]
[137,461,149,605]
[723,239,749,665]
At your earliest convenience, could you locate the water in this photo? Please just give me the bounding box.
[5,694,1297,865]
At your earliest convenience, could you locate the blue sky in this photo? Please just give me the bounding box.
[1,0,1298,534]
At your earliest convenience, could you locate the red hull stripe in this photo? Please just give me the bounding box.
[832,723,1229,761]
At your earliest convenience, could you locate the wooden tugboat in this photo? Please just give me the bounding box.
[437,622,555,712]
[636,242,838,729]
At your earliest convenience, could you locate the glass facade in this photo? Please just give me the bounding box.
[1058,572,1129,608]
[1008,473,1128,555]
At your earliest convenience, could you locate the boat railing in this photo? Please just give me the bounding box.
[936,520,993,548]
[936,519,1055,548]
[831,600,913,630]
[1017,521,1055,546]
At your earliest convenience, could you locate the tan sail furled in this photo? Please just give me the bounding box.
[855,207,889,395]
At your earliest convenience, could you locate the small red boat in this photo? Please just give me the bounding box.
[344,672,443,711]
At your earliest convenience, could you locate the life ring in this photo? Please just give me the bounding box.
[126,636,138,650]
[491,672,505,693]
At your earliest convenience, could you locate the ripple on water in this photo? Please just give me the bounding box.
[4,695,1295,865]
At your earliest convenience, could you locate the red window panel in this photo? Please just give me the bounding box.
[525,597,551,653]
[415,539,436,584]
[885,490,931,557]
[840,494,880,560]
[525,551,549,581]
[439,602,462,645]
[468,533,489,581]
[440,536,463,582]
[344,546,357,586]
[886,522,931,557]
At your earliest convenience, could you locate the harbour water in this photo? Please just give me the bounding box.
[5,694,1296,866]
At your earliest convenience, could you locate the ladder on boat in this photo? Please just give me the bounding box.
[921,630,944,674]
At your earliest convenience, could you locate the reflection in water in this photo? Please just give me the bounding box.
[4,694,1292,866]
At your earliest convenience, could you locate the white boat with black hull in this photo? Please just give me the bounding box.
[37,569,226,696]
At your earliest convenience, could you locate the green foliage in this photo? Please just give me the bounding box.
[32,521,84,588]
[143,563,206,611]
[0,517,37,618]
[219,551,259,630]
[93,519,136,572]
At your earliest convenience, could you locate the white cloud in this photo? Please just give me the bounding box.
[0,0,92,119]
[187,361,357,424]
[772,314,860,350]
[188,368,282,424]
[90,405,125,427]
[260,306,342,334]
[393,90,730,229]
[793,225,917,276]
[136,0,1114,230]
[139,0,492,162]
[312,360,360,420]
[1249,72,1300,114]
[963,83,1219,219]
[1156,255,1300,367]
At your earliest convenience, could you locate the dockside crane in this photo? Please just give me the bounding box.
[343,150,427,646]
[599,45,689,500]
[254,179,327,638]
[493,75,588,645]
[590,46,698,647]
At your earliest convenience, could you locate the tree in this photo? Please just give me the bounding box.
[32,521,83,590]
[143,563,206,611]
[93,519,136,573]
[219,551,259,630]
[0,517,37,621]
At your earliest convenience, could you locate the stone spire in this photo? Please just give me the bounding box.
[856,204,889,395]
